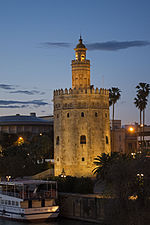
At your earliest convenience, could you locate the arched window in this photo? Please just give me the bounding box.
[67,113,70,118]
[80,135,86,144]
[81,112,84,117]
[106,136,109,144]
[95,112,98,117]
[56,136,59,145]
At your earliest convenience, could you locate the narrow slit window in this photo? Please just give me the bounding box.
[80,135,86,144]
[95,112,98,117]
[106,136,109,144]
[56,136,59,145]
[81,112,84,117]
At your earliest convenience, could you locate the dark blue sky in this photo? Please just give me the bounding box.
[0,0,150,124]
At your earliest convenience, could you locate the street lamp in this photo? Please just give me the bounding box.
[128,126,135,132]
[60,168,66,178]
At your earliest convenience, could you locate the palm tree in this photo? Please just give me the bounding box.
[93,152,120,180]
[109,87,121,153]
[134,83,150,144]
[109,87,121,128]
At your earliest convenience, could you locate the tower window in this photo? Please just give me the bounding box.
[95,112,98,117]
[81,54,85,61]
[67,113,70,118]
[106,136,109,144]
[82,157,85,161]
[57,114,59,118]
[105,113,107,118]
[75,53,78,60]
[81,112,84,117]
[56,136,59,145]
[80,135,86,144]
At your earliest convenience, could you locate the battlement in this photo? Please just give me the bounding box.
[54,87,109,96]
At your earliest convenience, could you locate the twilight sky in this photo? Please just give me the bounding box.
[0,0,150,125]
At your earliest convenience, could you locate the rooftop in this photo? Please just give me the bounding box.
[0,114,53,125]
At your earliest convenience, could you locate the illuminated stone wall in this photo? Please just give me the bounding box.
[53,88,111,177]
[72,60,90,89]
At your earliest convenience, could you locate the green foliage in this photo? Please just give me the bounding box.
[134,82,150,112]
[109,87,121,107]
[0,133,18,149]
[0,144,50,178]
[50,176,94,194]
[0,133,53,178]
[93,152,150,202]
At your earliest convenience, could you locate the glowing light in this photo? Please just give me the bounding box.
[6,176,11,182]
[128,127,134,132]
[17,136,24,146]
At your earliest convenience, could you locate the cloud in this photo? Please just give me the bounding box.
[0,84,15,90]
[0,105,28,109]
[0,99,48,108]
[9,90,45,95]
[40,40,150,51]
[41,42,71,48]
[86,40,150,51]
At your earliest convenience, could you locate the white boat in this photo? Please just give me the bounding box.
[0,179,59,222]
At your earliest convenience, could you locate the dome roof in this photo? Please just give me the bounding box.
[76,37,86,49]
[0,115,53,125]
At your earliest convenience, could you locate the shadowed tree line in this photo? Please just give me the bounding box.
[0,133,53,178]
[93,151,150,225]
[93,152,150,200]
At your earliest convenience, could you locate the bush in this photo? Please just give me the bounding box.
[50,176,94,194]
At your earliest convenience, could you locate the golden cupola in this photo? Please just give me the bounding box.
[72,36,90,89]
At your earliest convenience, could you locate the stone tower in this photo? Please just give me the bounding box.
[53,37,111,177]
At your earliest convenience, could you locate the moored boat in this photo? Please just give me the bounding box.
[0,179,59,222]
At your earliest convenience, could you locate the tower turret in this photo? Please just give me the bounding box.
[72,36,90,89]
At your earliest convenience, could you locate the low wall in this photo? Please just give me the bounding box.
[31,169,54,180]
[58,193,150,224]
[58,193,113,223]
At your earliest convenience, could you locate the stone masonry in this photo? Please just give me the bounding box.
[53,37,111,177]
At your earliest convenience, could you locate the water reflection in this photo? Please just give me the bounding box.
[0,218,94,225]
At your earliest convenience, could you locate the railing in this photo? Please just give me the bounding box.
[0,190,56,200]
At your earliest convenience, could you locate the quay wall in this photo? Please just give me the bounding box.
[58,193,114,223]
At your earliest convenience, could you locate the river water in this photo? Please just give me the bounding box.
[0,218,96,225]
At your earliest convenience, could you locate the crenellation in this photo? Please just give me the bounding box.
[54,37,111,177]
[53,87,109,97]
[65,88,68,94]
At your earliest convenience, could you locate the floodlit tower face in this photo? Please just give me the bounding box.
[72,37,90,89]
[53,37,111,177]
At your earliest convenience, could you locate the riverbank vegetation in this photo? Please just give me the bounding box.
[0,133,53,178]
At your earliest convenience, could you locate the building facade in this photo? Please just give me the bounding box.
[53,37,111,177]
[0,113,53,135]
[111,120,138,154]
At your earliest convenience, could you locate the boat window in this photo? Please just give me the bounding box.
[16,201,19,206]
[5,200,7,205]
[12,201,15,206]
[8,200,11,205]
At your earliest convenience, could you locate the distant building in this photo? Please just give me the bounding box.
[0,113,53,136]
[111,120,150,154]
[138,125,150,150]
[53,37,111,177]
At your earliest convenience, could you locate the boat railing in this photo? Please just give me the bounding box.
[0,190,56,200]
[0,190,20,198]
[24,190,56,200]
